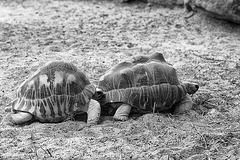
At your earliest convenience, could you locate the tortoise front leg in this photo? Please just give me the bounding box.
[87,99,101,125]
[113,103,132,121]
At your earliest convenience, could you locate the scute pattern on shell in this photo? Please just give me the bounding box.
[12,61,95,122]
[104,83,188,112]
[98,52,180,92]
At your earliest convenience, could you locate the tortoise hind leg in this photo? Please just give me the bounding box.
[173,95,193,114]
[87,99,101,126]
[1,112,33,126]
[12,112,33,124]
[113,104,132,121]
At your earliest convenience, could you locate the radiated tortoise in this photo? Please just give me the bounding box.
[94,52,199,121]
[4,61,100,125]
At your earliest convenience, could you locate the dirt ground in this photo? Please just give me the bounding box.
[0,0,240,159]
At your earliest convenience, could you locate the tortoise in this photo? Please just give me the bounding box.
[4,61,101,125]
[93,52,199,121]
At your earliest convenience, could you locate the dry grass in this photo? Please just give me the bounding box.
[0,0,240,159]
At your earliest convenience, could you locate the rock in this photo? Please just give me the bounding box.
[184,0,240,24]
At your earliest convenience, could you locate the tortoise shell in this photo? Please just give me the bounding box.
[97,52,188,112]
[98,52,180,91]
[12,61,95,122]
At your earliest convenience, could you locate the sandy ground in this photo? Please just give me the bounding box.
[0,0,240,159]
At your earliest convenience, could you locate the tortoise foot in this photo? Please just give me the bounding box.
[113,104,131,121]
[85,122,97,128]
[86,121,98,127]
[113,115,128,121]
[11,112,33,125]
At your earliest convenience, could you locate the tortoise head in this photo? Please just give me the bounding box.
[93,88,105,101]
[183,82,199,94]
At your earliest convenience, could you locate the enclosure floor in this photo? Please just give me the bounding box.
[0,0,240,159]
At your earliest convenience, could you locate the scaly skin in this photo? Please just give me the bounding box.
[11,112,33,124]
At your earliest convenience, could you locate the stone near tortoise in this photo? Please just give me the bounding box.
[94,52,199,121]
[4,61,101,125]
[184,0,240,24]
